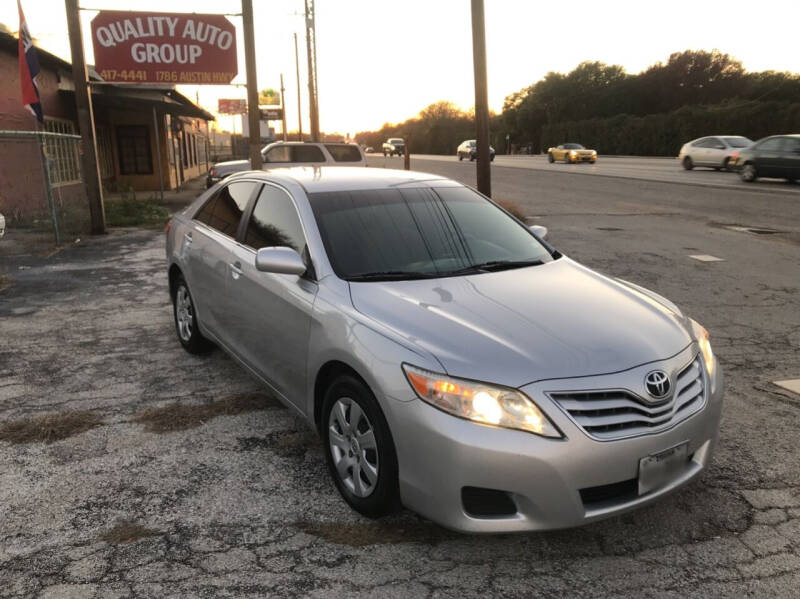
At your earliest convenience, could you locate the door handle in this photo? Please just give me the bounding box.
[230,261,243,280]
[184,232,193,245]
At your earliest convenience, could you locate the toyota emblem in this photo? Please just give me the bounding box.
[644,370,671,400]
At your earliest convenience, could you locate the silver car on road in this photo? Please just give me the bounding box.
[165,167,723,532]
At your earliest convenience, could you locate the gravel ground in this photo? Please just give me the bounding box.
[1,162,799,597]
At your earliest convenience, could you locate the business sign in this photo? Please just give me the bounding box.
[91,11,237,84]
[260,108,283,121]
[218,98,247,114]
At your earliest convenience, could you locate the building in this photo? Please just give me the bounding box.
[0,25,213,225]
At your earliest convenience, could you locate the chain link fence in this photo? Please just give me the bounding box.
[0,130,90,244]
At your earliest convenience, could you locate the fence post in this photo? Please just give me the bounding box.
[37,132,60,245]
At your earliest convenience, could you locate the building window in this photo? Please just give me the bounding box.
[117,125,153,175]
[43,118,81,186]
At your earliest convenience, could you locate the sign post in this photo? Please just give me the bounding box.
[241,0,262,170]
[471,0,491,197]
[66,0,105,234]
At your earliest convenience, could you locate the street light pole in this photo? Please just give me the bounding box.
[294,32,303,142]
[280,73,288,141]
[471,0,491,197]
[242,0,262,169]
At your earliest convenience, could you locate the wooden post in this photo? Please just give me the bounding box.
[403,136,410,171]
[294,33,303,142]
[242,0,262,169]
[65,0,105,234]
[280,73,288,142]
[471,0,491,197]
[305,0,319,141]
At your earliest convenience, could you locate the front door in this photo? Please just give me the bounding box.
[226,183,318,407]
[755,137,785,177]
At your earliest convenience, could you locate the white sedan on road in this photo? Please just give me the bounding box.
[679,136,752,171]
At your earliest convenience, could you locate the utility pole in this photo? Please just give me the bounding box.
[242,0,262,169]
[280,73,288,141]
[65,0,105,234]
[294,32,303,142]
[471,0,491,197]
[305,0,320,141]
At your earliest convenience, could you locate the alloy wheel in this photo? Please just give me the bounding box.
[327,397,379,498]
[175,286,193,342]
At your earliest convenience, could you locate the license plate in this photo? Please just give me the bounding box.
[638,441,689,496]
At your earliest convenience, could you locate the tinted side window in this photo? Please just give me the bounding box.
[265,146,291,163]
[244,185,306,253]
[194,181,257,236]
[758,138,784,152]
[292,145,325,162]
[325,144,362,162]
[692,138,709,147]
[783,138,800,153]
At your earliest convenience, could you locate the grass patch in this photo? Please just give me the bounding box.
[496,199,527,221]
[104,197,170,228]
[99,521,161,544]
[135,392,283,434]
[0,410,103,444]
[295,520,453,547]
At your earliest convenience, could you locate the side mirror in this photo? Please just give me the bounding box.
[255,247,307,275]
[529,225,548,240]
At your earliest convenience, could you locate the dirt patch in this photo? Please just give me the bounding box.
[238,430,321,458]
[0,410,103,444]
[295,519,454,547]
[99,521,162,544]
[135,392,284,433]
[495,199,527,221]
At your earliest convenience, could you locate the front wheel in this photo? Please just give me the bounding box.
[548,152,554,163]
[173,276,213,354]
[564,153,571,164]
[682,156,694,170]
[458,153,463,161]
[322,375,400,518]
[740,163,757,182]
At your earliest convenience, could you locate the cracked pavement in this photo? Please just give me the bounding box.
[1,162,799,597]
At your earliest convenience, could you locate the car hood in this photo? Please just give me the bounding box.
[349,258,692,387]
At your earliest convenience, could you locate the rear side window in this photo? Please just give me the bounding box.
[785,138,800,153]
[194,181,258,237]
[243,185,306,253]
[325,144,362,162]
[758,138,784,152]
[292,145,325,162]
[265,146,291,163]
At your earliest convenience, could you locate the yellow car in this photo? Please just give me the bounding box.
[548,143,597,164]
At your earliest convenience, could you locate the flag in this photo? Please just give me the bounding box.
[18,0,43,123]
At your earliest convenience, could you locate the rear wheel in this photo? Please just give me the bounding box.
[682,156,694,170]
[740,163,757,182]
[322,375,400,518]
[173,276,213,354]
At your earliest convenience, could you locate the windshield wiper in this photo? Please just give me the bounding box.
[448,259,545,275]
[346,270,440,282]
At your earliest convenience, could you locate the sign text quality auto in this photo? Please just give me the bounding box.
[91,11,238,84]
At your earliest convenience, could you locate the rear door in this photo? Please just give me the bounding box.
[227,183,318,407]
[780,137,800,179]
[754,137,785,177]
[187,180,259,342]
[707,137,727,167]
[691,138,713,165]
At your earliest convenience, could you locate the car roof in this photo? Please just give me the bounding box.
[228,166,451,193]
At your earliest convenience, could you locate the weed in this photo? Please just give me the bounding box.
[99,521,161,544]
[0,410,103,444]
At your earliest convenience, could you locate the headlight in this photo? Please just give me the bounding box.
[402,364,561,437]
[591,150,597,155]
[690,319,714,376]
[569,150,577,156]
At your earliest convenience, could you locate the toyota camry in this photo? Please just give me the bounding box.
[165,167,723,532]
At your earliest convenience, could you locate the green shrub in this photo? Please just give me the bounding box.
[104,198,169,228]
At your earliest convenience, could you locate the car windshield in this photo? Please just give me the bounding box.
[723,137,752,148]
[563,143,584,149]
[308,186,554,281]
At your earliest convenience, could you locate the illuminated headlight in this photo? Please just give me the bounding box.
[591,150,597,155]
[569,150,577,157]
[402,364,562,437]
[690,319,714,376]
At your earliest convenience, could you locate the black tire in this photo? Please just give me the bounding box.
[682,156,694,170]
[172,276,213,354]
[470,154,475,161]
[722,157,731,171]
[321,375,401,518]
[740,163,757,183]
[490,155,495,162]
[458,153,463,161]
[547,152,554,163]
[564,152,571,164]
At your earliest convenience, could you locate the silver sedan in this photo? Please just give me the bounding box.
[165,166,723,533]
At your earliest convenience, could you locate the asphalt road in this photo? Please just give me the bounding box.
[1,160,799,597]
[369,152,800,197]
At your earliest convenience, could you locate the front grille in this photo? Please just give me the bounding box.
[549,357,705,441]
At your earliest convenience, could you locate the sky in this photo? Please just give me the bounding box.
[3,0,800,136]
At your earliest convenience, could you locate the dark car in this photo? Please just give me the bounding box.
[729,134,800,183]
[457,139,495,161]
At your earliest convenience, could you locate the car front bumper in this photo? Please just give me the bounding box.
[388,346,723,533]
